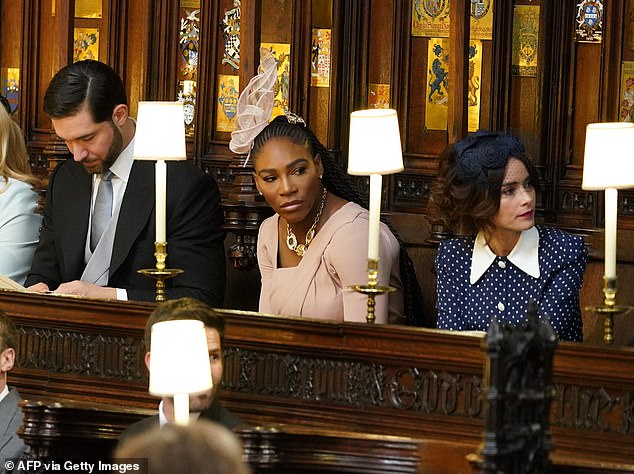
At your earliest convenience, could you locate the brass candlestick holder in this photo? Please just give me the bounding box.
[138,242,183,302]
[350,258,396,324]
[585,276,631,345]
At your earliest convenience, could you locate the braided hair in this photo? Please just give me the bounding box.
[251,115,428,326]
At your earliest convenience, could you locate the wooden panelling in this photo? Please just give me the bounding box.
[18,398,634,473]
[509,75,539,161]
[18,397,477,473]
[476,38,492,131]
[600,0,627,121]
[146,2,180,101]
[2,290,634,468]
[3,4,634,397]
[0,0,24,122]
[368,0,394,86]
[4,1,634,236]
[488,0,513,131]
[6,1,633,262]
[572,43,602,168]
[123,0,152,118]
[447,0,469,144]
[405,36,448,160]
[19,398,153,461]
[306,0,333,143]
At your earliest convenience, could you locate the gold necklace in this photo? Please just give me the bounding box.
[286,188,327,257]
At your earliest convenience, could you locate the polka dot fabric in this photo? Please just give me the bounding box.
[435,226,587,342]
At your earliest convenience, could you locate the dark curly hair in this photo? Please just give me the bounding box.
[429,130,540,236]
[251,115,428,327]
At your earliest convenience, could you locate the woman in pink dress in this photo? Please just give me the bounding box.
[249,115,426,325]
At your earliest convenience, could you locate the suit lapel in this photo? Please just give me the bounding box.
[110,161,154,274]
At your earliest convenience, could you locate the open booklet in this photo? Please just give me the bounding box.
[0,274,26,291]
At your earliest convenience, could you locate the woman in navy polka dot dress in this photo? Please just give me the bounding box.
[429,131,587,342]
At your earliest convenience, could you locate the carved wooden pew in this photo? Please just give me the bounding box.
[17,398,634,473]
[237,425,479,473]
[18,398,476,473]
[18,398,152,462]
[1,289,634,469]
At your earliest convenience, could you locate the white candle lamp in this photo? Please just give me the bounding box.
[149,319,213,426]
[134,101,187,301]
[582,122,634,344]
[347,109,404,323]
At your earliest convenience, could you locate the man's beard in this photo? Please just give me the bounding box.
[86,121,124,174]
[188,388,214,413]
[101,122,124,172]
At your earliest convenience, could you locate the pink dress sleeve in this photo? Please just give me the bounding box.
[257,215,277,314]
[256,203,403,323]
[323,218,401,323]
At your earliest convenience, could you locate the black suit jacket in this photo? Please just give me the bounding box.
[26,159,226,306]
[118,398,246,447]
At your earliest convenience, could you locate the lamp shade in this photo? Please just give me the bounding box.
[133,101,187,161]
[582,122,634,190]
[148,319,212,396]
[348,109,404,175]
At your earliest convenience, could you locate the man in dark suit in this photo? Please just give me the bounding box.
[0,310,26,470]
[25,60,225,306]
[119,298,245,444]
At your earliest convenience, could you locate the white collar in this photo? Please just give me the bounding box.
[0,384,8,403]
[109,136,135,182]
[112,117,136,181]
[158,399,168,426]
[158,399,201,426]
[470,226,540,284]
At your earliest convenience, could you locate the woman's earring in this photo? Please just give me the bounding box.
[319,175,323,179]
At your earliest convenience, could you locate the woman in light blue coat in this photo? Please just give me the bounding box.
[0,106,41,285]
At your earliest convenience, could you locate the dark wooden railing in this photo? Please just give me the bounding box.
[1,289,634,470]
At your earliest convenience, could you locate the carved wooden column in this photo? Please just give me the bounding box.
[489,0,514,132]
[220,0,273,271]
[447,0,470,144]
[21,0,73,181]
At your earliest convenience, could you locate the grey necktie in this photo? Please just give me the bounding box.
[91,170,114,251]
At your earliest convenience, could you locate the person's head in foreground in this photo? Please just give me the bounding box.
[115,419,250,474]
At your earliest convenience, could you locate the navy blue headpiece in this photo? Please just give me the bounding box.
[453,130,525,184]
